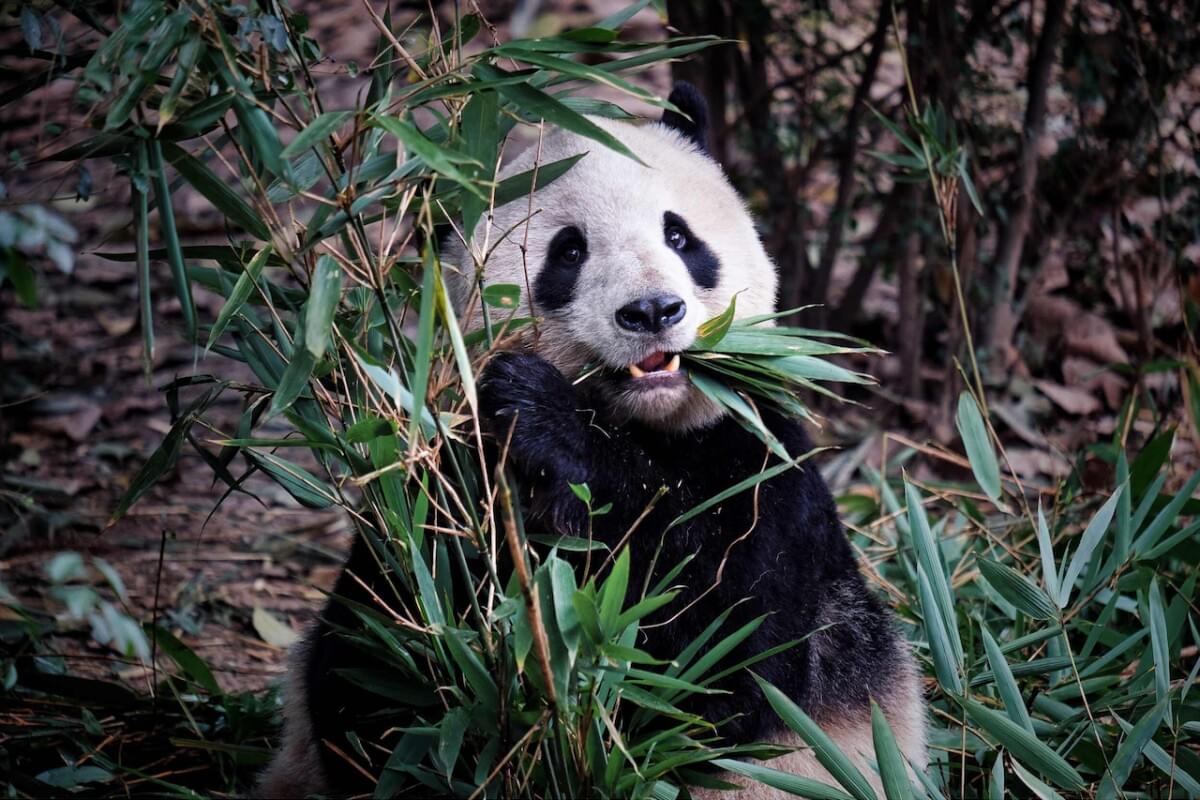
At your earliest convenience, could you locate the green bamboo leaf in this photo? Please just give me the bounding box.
[980,622,1033,732]
[370,114,486,198]
[1114,451,1132,561]
[597,0,654,30]
[162,143,271,240]
[443,629,498,711]
[406,249,438,447]
[1147,578,1171,715]
[304,254,342,359]
[436,265,477,413]
[481,65,645,165]
[1096,699,1169,800]
[245,451,335,509]
[548,556,580,658]
[613,591,677,632]
[269,347,314,417]
[870,701,915,800]
[459,89,500,238]
[599,548,630,633]
[1035,501,1060,603]
[492,48,657,104]
[148,139,195,341]
[157,38,204,129]
[207,246,272,350]
[693,293,739,349]
[753,675,878,800]
[571,590,604,644]
[710,759,854,800]
[989,752,1005,800]
[109,402,197,524]
[436,707,468,776]
[617,684,694,719]
[976,558,1058,621]
[904,481,964,661]
[689,371,789,459]
[672,615,767,692]
[917,567,962,694]
[281,110,352,159]
[963,700,1084,790]
[133,142,153,377]
[232,97,285,178]
[145,624,220,695]
[1009,757,1065,800]
[956,392,1001,503]
[1132,469,1200,556]
[1115,713,1200,795]
[1058,485,1124,608]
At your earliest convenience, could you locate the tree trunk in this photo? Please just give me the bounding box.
[984,0,1068,362]
[809,1,891,324]
[897,230,924,397]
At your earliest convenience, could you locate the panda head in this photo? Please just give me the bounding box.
[447,82,778,432]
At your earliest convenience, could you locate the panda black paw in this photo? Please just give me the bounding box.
[479,352,588,484]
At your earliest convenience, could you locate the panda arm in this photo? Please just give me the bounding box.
[479,352,661,535]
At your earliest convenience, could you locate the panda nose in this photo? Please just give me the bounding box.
[615,294,687,333]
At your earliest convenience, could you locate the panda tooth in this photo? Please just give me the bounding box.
[629,363,646,378]
[664,354,681,372]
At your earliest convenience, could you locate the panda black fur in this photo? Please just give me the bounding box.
[257,83,925,798]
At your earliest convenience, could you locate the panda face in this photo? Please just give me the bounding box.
[447,115,778,432]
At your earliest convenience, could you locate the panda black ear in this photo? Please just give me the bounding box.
[660,81,709,154]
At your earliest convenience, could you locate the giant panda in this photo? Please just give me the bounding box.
[257,83,925,798]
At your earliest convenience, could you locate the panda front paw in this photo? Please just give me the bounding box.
[479,352,588,485]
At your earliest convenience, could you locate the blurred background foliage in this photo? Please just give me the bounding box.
[0,0,1198,798]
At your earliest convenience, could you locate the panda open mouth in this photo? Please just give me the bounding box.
[628,351,683,380]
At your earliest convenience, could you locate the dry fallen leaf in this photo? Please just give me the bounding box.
[252,605,299,648]
[1035,380,1102,416]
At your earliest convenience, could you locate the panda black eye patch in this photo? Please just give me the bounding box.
[663,212,719,289]
[534,226,588,312]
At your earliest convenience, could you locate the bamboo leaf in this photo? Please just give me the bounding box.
[133,142,154,377]
[870,701,915,800]
[281,110,352,159]
[904,481,964,661]
[980,622,1033,733]
[304,254,342,359]
[162,143,271,240]
[207,246,272,350]
[1058,485,1124,608]
[754,674,878,800]
[1035,500,1060,603]
[1147,578,1171,716]
[481,64,645,165]
[1096,699,1169,800]
[1132,469,1200,556]
[956,392,1001,503]
[963,700,1084,791]
[710,759,855,800]
[977,558,1058,621]
[148,139,195,341]
[693,293,739,350]
[370,114,487,198]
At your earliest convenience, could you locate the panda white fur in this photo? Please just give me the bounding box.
[257,83,925,798]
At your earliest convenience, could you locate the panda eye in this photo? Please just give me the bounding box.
[666,226,688,251]
[548,226,587,268]
[560,243,584,265]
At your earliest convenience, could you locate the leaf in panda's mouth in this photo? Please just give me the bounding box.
[629,351,681,378]
[682,297,883,447]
